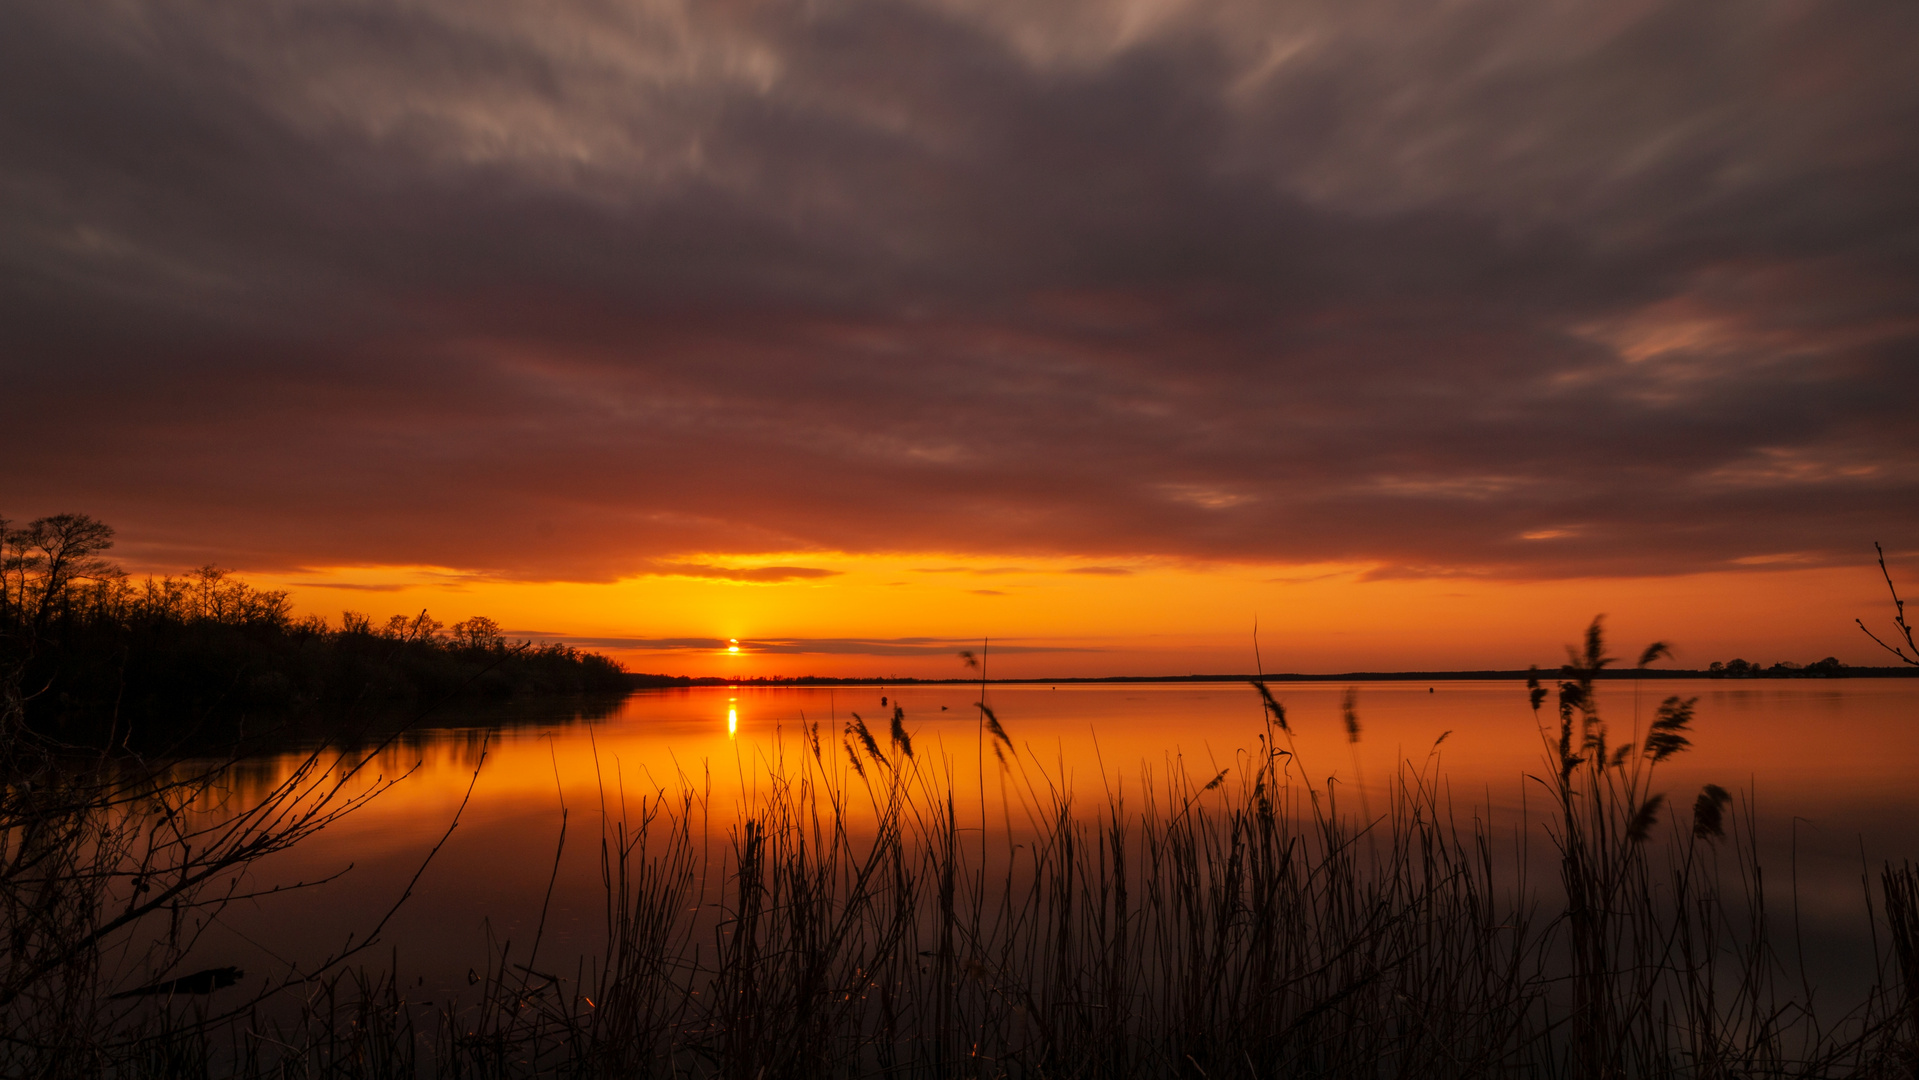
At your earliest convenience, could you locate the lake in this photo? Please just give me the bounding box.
[167,678,1919,1005]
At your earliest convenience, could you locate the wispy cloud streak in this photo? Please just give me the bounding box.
[533,636,1094,657]
[0,0,1913,579]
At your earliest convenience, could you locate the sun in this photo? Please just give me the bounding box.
[727,638,740,653]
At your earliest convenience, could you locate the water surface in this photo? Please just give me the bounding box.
[176,678,1919,1001]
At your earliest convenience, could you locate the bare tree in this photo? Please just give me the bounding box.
[0,514,118,643]
[1858,542,1917,666]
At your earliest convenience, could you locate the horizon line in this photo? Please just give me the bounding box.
[626,665,1919,687]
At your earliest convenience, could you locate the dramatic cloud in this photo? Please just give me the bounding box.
[3,0,1915,580]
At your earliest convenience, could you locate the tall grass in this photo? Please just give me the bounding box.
[8,622,1919,1078]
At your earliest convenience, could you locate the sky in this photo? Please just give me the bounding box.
[3,0,1916,676]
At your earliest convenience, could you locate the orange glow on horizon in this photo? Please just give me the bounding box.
[240,551,1908,678]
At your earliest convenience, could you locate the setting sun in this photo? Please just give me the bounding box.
[4,0,1916,1070]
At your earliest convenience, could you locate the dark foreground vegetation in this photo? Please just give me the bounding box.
[1,514,626,737]
[4,615,1919,1079]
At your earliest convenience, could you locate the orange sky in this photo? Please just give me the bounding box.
[7,0,1916,677]
[251,555,1906,678]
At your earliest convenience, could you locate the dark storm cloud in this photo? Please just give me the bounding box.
[3,0,1915,579]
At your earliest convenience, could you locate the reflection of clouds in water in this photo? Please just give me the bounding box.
[144,679,1919,1013]
[208,680,1919,841]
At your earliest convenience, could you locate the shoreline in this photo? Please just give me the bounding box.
[627,666,1919,688]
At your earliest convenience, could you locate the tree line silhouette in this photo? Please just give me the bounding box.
[1,512,625,737]
[1705,656,1849,677]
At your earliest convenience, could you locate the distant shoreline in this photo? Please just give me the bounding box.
[628,666,1919,689]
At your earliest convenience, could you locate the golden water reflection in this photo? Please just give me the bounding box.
[184,679,1919,996]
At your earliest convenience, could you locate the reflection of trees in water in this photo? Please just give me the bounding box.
[197,696,619,808]
[1,694,462,1073]
[134,691,1919,1078]
[11,667,1919,1076]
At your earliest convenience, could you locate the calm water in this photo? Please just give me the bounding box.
[167,679,1919,1000]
